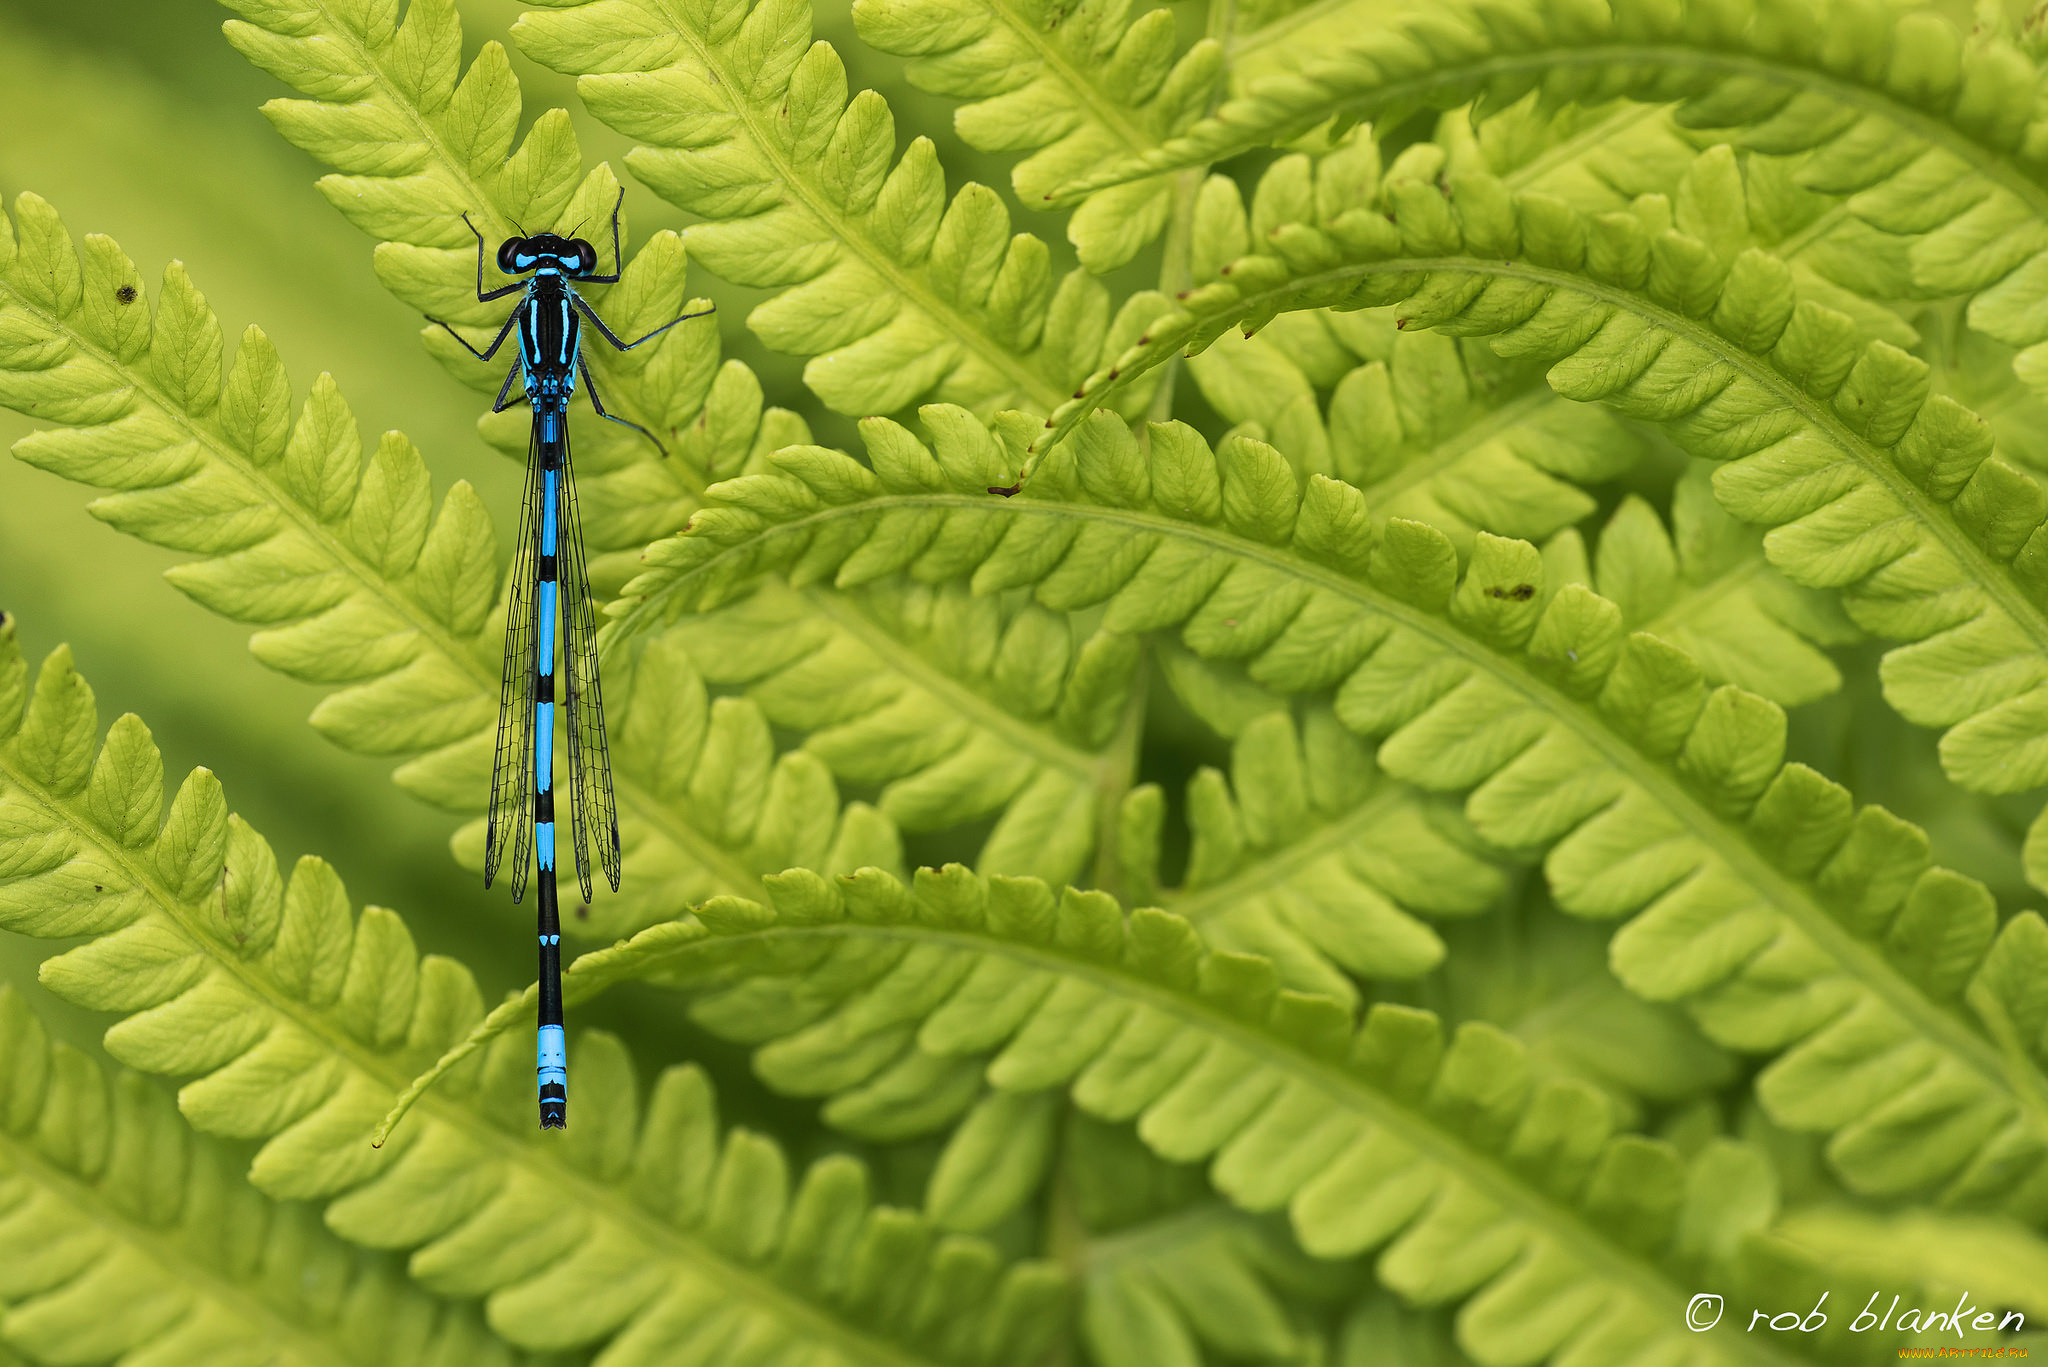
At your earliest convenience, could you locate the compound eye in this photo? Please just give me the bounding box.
[570,239,598,275]
[496,237,528,273]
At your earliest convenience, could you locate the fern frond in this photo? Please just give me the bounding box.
[1055,0,2048,419]
[1021,147,2048,798]
[513,0,1164,420]
[971,1106,1435,1367]
[1171,107,1882,551]
[609,407,2048,1217]
[0,621,1062,1366]
[850,0,1224,273]
[678,579,1504,988]
[1060,1119,1475,1365]
[1170,104,1913,556]
[919,873,1730,1237]
[0,986,521,1367]
[1046,0,2039,221]
[502,868,1898,1367]
[1180,119,1895,708]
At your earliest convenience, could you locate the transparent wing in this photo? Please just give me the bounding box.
[484,425,542,902]
[556,428,621,901]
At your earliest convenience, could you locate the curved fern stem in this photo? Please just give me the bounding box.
[610,408,2048,1220]
[0,619,1064,1367]
[1048,0,2047,218]
[380,716,1511,1143]
[369,992,530,1149]
[916,875,1736,1236]
[446,865,1882,1367]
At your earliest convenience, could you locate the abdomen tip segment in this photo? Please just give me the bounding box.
[537,1023,567,1128]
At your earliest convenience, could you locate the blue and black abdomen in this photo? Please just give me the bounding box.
[534,457,567,1128]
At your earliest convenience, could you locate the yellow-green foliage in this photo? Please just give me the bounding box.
[4,0,2048,1365]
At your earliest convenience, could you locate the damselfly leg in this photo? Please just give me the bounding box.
[578,357,665,453]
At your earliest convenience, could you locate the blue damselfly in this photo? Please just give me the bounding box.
[427,190,710,1128]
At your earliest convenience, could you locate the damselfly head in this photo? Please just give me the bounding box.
[496,233,601,277]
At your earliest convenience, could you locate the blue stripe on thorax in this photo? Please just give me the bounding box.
[517,282,581,442]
